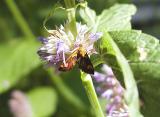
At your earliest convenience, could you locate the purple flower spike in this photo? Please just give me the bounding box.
[113,96,122,103]
[106,103,115,114]
[92,64,129,116]
[101,89,113,99]
[9,90,33,117]
[102,64,114,76]
[93,72,106,82]
[106,77,116,87]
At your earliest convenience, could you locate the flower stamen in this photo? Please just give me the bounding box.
[62,51,67,66]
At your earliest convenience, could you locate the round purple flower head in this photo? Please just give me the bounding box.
[93,64,129,117]
[37,23,102,71]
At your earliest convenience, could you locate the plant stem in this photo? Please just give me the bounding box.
[5,0,34,39]
[64,0,75,8]
[103,32,142,117]
[64,0,77,38]
[81,72,104,117]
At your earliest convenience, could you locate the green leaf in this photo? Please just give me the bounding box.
[95,32,142,117]
[97,4,136,31]
[139,79,160,117]
[108,30,160,117]
[80,4,136,32]
[27,87,57,117]
[0,39,41,93]
[79,2,96,29]
[109,30,160,79]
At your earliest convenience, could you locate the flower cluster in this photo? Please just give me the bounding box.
[37,23,102,69]
[92,65,129,117]
[9,90,33,117]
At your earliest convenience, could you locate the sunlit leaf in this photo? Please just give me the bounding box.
[109,30,160,79]
[80,4,136,31]
[109,30,160,117]
[97,4,136,31]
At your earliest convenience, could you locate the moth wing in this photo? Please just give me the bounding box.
[58,57,77,71]
[58,51,77,71]
[77,52,94,74]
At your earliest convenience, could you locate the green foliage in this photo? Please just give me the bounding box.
[80,4,136,31]
[109,30,160,81]
[0,40,40,93]
[27,87,57,117]
[1,0,160,117]
[95,30,160,117]
[109,31,160,117]
[97,4,136,31]
[80,3,160,117]
[79,3,96,28]
[95,32,142,117]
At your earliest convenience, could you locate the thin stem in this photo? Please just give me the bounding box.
[64,0,77,38]
[81,72,104,117]
[64,0,75,8]
[5,0,34,39]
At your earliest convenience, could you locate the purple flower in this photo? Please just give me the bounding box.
[9,90,33,117]
[92,64,129,117]
[37,23,102,69]
[38,37,48,44]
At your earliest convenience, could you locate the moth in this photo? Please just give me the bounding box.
[58,46,94,74]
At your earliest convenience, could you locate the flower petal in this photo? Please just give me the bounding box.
[38,37,48,44]
[89,32,103,41]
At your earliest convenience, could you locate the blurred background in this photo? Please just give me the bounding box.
[0,0,160,117]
